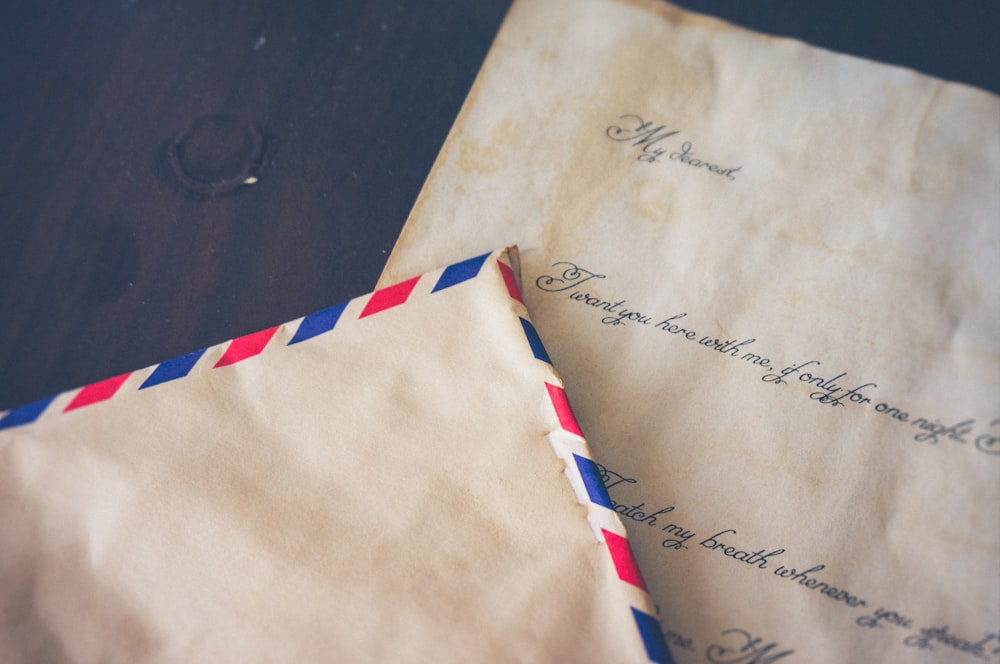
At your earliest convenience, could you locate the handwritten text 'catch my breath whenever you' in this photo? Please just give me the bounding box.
[598,464,1000,662]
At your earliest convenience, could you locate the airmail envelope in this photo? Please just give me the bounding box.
[0,248,668,664]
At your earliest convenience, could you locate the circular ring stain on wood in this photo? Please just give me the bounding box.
[167,114,264,195]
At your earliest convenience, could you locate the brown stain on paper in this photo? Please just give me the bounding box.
[457,118,515,175]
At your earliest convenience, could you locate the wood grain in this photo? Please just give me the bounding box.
[0,1,511,409]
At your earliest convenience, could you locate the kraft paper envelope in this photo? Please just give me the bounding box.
[0,248,668,663]
[381,1,1000,662]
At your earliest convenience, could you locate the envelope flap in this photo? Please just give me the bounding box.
[0,248,667,663]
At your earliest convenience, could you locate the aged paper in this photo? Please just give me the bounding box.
[0,249,665,663]
[381,1,1000,661]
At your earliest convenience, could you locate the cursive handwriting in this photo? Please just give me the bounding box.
[594,462,637,490]
[975,420,1000,455]
[706,628,794,664]
[568,291,653,327]
[661,521,697,551]
[903,626,1000,660]
[606,114,678,163]
[670,140,742,181]
[537,259,999,461]
[856,607,913,630]
[662,628,696,652]
[613,502,675,527]
[535,261,605,293]
[580,461,992,661]
[606,114,742,180]
[699,529,785,570]
[772,563,867,608]
[762,360,876,407]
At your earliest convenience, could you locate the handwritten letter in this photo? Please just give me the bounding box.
[382,0,1000,661]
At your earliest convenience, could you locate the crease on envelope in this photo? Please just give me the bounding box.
[0,248,670,663]
[380,1,1000,661]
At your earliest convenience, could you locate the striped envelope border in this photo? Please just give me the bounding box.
[0,248,673,663]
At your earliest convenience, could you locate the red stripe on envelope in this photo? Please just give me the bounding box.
[64,372,133,412]
[360,276,420,318]
[544,382,582,437]
[497,260,523,303]
[602,529,648,591]
[214,327,279,368]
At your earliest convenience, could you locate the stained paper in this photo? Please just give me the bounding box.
[381,1,1000,661]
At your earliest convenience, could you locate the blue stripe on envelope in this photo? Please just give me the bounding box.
[0,396,56,430]
[572,453,614,510]
[631,607,674,664]
[289,301,349,345]
[140,348,207,389]
[431,252,490,293]
[519,317,551,364]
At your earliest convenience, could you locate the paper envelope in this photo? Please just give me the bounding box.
[0,248,669,663]
[381,1,1000,662]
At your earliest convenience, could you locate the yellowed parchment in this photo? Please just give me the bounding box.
[381,1,1000,661]
[0,249,660,663]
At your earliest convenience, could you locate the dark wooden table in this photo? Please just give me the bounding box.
[1,0,996,411]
